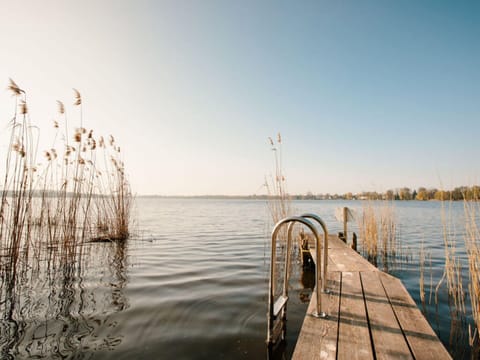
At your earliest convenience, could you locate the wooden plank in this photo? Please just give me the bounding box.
[309,236,377,273]
[379,272,452,360]
[328,250,377,272]
[292,272,341,360]
[361,271,413,360]
[337,271,374,360]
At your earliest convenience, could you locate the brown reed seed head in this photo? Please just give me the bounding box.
[19,100,28,114]
[74,129,82,142]
[277,133,282,144]
[73,88,82,106]
[53,120,59,128]
[268,137,274,146]
[57,100,65,114]
[7,78,23,96]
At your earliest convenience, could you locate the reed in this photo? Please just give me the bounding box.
[0,80,132,281]
[427,196,471,357]
[420,241,426,310]
[264,134,293,299]
[435,200,465,314]
[357,201,399,271]
[265,133,291,226]
[463,192,480,355]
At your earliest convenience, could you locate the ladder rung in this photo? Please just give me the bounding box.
[273,295,288,317]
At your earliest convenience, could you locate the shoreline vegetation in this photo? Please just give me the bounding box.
[0,79,132,358]
[0,78,132,264]
[136,186,479,202]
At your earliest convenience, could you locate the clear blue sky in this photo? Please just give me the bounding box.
[0,0,478,195]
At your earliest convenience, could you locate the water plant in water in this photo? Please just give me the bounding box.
[265,133,291,226]
[357,201,401,272]
[463,193,480,357]
[0,80,132,343]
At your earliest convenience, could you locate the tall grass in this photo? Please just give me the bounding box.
[0,79,132,285]
[265,133,291,225]
[463,193,480,356]
[357,201,400,271]
[264,133,293,301]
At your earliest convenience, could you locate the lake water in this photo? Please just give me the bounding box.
[0,198,474,359]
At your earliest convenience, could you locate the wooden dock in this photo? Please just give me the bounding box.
[292,235,451,360]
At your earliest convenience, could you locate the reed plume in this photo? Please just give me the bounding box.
[0,79,133,291]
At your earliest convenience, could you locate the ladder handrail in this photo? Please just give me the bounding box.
[300,213,329,292]
[267,216,326,347]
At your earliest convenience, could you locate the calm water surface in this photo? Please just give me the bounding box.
[0,199,472,359]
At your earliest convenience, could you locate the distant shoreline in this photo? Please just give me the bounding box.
[135,195,456,201]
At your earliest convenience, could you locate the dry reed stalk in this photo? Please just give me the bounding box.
[358,201,398,271]
[430,197,469,357]
[420,241,426,310]
[265,134,292,297]
[435,200,465,315]
[463,194,480,354]
[0,80,132,306]
[265,133,291,227]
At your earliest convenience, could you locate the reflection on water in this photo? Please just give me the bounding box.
[0,241,128,359]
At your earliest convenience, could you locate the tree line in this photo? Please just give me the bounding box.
[293,186,480,201]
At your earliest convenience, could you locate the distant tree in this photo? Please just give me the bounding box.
[416,187,428,201]
[385,190,395,200]
[427,188,437,200]
[434,190,450,201]
[399,187,412,200]
[452,187,465,201]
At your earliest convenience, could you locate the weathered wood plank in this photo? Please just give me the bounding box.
[379,272,452,359]
[328,250,377,272]
[337,271,374,360]
[361,271,413,359]
[292,272,341,360]
[309,235,377,273]
[294,234,451,360]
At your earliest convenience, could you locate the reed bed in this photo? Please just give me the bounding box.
[435,201,465,312]
[463,194,480,356]
[0,79,132,305]
[357,201,401,271]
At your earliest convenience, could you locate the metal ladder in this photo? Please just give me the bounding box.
[266,214,329,349]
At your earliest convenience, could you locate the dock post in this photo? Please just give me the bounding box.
[343,207,348,244]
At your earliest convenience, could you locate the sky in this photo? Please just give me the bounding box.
[0,0,478,196]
